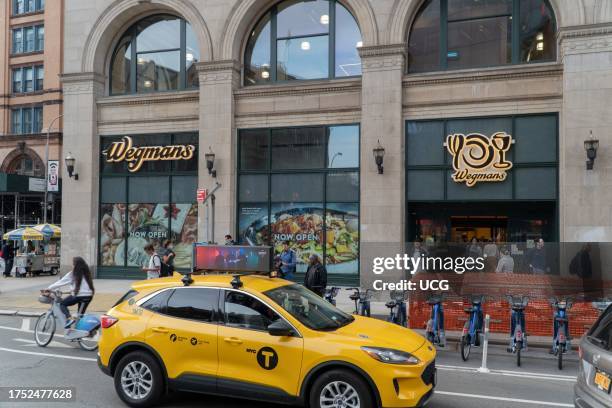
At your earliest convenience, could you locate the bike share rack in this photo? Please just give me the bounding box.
[477,315,502,373]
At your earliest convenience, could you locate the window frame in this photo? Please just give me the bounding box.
[407,0,557,73]
[12,0,43,15]
[10,106,43,135]
[109,15,198,95]
[11,25,44,55]
[244,0,363,85]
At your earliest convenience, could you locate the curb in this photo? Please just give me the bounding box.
[0,310,17,316]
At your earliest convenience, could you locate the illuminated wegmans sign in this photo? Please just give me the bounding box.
[446,132,514,187]
[103,136,195,172]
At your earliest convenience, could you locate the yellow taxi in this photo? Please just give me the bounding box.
[98,273,436,408]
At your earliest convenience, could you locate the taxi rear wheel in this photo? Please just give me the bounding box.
[114,351,164,407]
[309,369,374,408]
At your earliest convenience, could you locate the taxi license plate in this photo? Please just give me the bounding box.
[594,370,611,394]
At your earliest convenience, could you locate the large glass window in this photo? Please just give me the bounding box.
[244,0,362,85]
[99,133,198,270]
[10,106,43,135]
[408,0,556,72]
[12,25,43,54]
[238,124,360,281]
[110,15,200,95]
[13,0,43,15]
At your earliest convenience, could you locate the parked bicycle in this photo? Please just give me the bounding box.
[386,290,408,327]
[461,295,486,361]
[425,294,446,347]
[324,286,341,306]
[34,290,100,351]
[507,295,529,367]
[346,288,372,317]
[550,297,573,370]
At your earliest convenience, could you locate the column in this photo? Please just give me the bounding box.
[358,44,406,290]
[196,60,240,243]
[59,72,104,274]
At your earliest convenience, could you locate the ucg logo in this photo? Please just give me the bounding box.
[256,347,279,370]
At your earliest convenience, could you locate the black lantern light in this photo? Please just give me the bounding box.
[205,147,217,178]
[64,152,78,180]
[584,130,599,170]
[373,140,385,174]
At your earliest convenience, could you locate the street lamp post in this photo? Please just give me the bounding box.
[43,114,63,224]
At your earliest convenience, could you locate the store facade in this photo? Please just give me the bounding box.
[60,0,612,286]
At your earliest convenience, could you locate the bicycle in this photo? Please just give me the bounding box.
[460,295,485,361]
[346,288,372,317]
[425,294,446,347]
[550,297,573,370]
[507,295,529,367]
[385,290,408,327]
[324,286,341,306]
[34,290,100,351]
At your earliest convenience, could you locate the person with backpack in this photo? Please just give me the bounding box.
[304,254,327,297]
[279,241,297,280]
[159,240,176,277]
[142,244,161,279]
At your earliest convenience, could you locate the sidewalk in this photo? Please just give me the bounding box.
[0,277,563,350]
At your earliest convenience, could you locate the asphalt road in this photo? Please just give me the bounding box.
[0,315,577,408]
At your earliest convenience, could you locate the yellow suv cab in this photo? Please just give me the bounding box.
[98,274,436,408]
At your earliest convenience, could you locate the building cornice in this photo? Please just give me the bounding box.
[0,132,62,143]
[235,78,361,99]
[97,116,198,127]
[404,94,562,110]
[195,60,241,73]
[236,106,360,119]
[403,63,563,87]
[558,23,612,40]
[60,72,106,85]
[97,90,199,107]
[358,43,407,58]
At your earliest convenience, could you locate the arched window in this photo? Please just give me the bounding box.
[6,154,43,177]
[110,14,200,95]
[244,0,362,85]
[408,0,556,73]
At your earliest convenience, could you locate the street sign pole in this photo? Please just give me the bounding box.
[43,114,63,224]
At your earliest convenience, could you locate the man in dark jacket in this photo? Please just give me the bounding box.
[304,254,327,297]
[2,242,13,277]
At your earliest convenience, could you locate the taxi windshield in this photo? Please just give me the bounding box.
[264,284,354,331]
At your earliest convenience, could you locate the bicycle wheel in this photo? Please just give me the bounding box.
[517,341,522,367]
[34,312,55,347]
[558,346,563,370]
[78,329,99,351]
[461,336,471,361]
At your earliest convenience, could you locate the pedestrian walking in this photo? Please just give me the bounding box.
[304,254,327,297]
[483,239,499,272]
[159,240,176,277]
[528,238,548,274]
[142,244,162,279]
[496,247,514,273]
[279,241,297,280]
[2,242,13,277]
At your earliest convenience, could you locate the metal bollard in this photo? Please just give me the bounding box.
[478,314,491,373]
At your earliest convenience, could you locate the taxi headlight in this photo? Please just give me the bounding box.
[361,347,420,365]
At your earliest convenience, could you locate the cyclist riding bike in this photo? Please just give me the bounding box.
[42,257,94,329]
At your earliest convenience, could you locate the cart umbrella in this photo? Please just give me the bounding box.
[32,224,61,239]
[3,227,46,241]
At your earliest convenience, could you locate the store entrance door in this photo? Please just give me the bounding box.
[450,216,508,243]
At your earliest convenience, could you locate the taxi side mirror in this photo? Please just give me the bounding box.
[268,320,295,337]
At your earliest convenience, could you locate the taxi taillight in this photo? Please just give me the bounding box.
[101,315,119,329]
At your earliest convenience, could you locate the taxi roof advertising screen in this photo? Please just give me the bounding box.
[193,244,271,273]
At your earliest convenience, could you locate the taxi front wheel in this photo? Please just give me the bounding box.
[309,369,374,408]
[114,351,164,408]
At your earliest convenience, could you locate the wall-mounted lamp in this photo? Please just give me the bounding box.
[584,130,599,170]
[205,147,217,178]
[373,140,385,174]
[65,152,78,180]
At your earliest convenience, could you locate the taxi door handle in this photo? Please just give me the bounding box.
[152,327,169,334]
[224,337,243,345]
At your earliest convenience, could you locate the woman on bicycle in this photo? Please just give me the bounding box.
[43,257,94,328]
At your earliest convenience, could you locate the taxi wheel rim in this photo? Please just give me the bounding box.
[320,380,360,408]
[121,361,153,400]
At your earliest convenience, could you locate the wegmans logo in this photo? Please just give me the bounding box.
[103,136,195,172]
[446,132,514,187]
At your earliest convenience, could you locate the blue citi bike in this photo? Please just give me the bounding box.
[507,295,529,367]
[426,294,446,347]
[347,288,372,316]
[460,295,486,361]
[34,290,101,351]
[550,297,572,370]
[386,290,408,327]
[324,286,341,306]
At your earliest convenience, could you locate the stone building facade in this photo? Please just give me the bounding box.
[60,0,612,286]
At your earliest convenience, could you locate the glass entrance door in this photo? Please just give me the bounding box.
[450,216,508,243]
